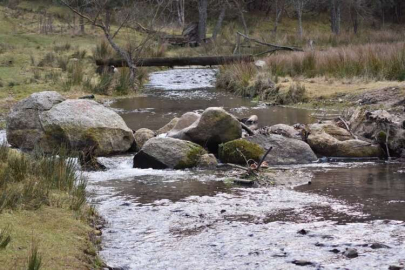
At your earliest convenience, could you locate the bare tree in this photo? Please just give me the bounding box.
[212,2,227,40]
[59,0,163,86]
[273,0,286,35]
[176,0,185,28]
[291,0,310,39]
[330,0,341,34]
[197,0,208,43]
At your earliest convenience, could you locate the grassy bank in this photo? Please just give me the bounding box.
[217,41,405,107]
[0,144,103,269]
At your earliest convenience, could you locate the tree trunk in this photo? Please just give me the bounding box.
[273,0,284,34]
[296,1,303,39]
[330,0,341,34]
[104,31,136,86]
[197,0,208,43]
[79,15,85,35]
[105,9,111,32]
[177,0,185,28]
[212,5,226,40]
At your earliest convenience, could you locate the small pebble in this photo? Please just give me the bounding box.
[370,243,390,249]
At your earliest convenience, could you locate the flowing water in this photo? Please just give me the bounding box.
[87,68,405,270]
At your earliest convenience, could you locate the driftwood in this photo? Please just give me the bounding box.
[96,55,254,67]
[240,122,255,136]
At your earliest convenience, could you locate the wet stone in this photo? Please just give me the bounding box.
[297,229,308,235]
[330,249,340,254]
[292,260,314,266]
[344,248,359,258]
[370,243,390,249]
[389,265,404,270]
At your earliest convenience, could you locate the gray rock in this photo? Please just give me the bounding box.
[197,154,218,169]
[246,134,317,165]
[134,128,155,151]
[309,121,353,141]
[343,248,358,258]
[308,132,383,158]
[167,112,200,138]
[268,124,303,140]
[6,91,65,150]
[39,99,134,155]
[156,117,179,135]
[171,107,242,151]
[349,108,405,156]
[133,137,207,169]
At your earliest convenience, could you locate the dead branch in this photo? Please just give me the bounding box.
[338,116,358,140]
[240,122,255,136]
[257,147,273,171]
[236,31,303,52]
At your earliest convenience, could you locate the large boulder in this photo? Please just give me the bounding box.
[169,107,242,151]
[246,134,317,165]
[218,139,264,165]
[7,92,134,156]
[39,99,134,155]
[133,137,207,169]
[6,91,65,150]
[307,132,383,157]
[348,108,405,156]
[134,128,155,151]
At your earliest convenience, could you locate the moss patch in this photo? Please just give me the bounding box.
[219,139,264,165]
[175,143,207,169]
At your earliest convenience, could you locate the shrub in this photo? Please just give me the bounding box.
[53,43,71,52]
[67,61,84,85]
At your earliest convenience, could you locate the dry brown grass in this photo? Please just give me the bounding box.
[265,42,405,81]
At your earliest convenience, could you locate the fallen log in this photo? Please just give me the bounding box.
[95,55,255,67]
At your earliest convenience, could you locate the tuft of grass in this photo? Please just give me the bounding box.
[0,226,11,249]
[53,43,71,53]
[67,61,84,85]
[92,40,115,60]
[27,241,42,270]
[71,49,87,60]
[114,68,131,95]
[37,52,56,67]
[216,63,257,97]
[93,73,113,95]
[0,145,87,213]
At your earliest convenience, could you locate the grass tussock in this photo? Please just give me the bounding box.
[267,42,405,81]
[0,226,11,249]
[0,143,87,213]
[27,241,42,270]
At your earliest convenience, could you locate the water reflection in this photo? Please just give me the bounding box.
[297,163,405,221]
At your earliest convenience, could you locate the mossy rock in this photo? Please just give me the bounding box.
[219,139,264,165]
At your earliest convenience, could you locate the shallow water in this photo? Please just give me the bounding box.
[87,68,405,269]
[110,68,313,131]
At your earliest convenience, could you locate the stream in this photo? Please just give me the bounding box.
[87,68,405,270]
